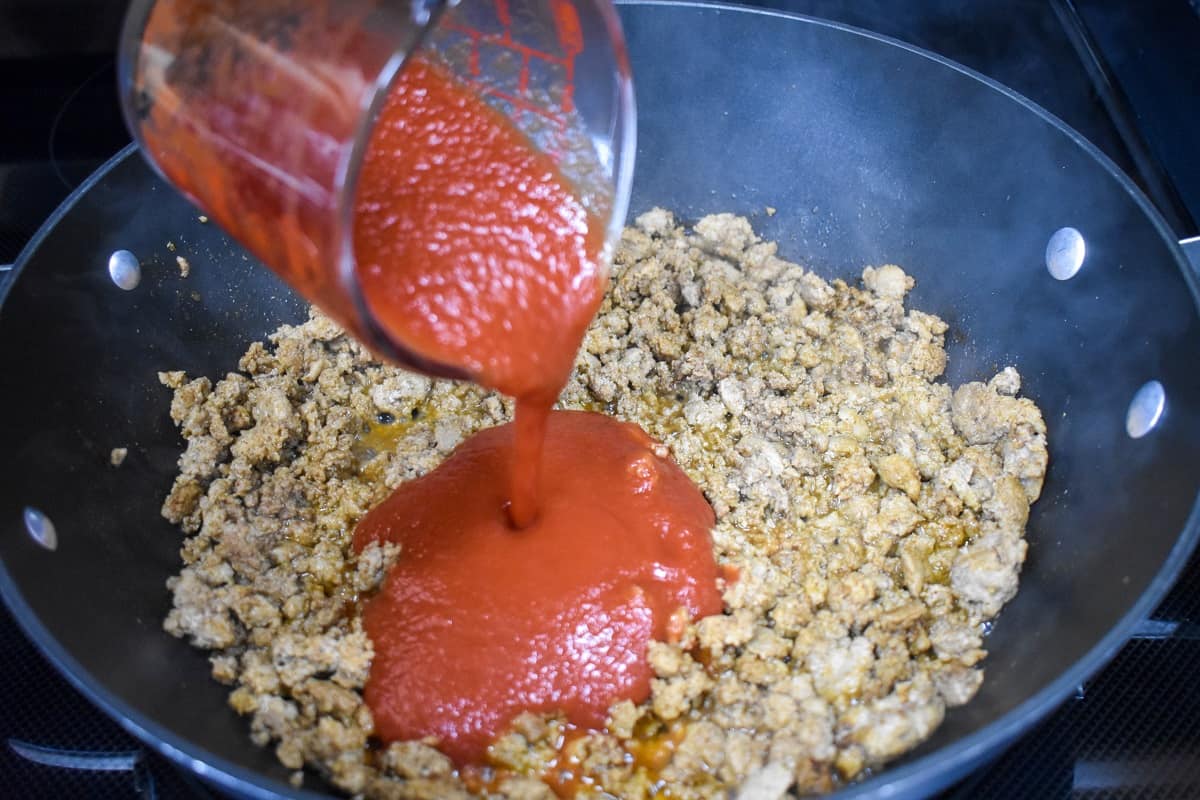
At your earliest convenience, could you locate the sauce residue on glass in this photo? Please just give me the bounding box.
[349,55,722,765]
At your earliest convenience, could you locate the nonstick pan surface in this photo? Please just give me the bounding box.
[2,3,1199,798]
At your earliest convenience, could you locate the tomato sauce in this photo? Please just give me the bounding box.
[353,412,722,764]
[347,55,723,766]
[353,56,609,528]
[354,57,606,405]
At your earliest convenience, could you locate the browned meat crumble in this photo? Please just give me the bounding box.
[160,209,1047,798]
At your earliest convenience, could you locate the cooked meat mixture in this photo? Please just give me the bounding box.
[160,210,1047,798]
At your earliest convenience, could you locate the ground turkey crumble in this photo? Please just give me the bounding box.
[160,209,1047,799]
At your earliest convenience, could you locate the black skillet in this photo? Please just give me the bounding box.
[2,2,1199,798]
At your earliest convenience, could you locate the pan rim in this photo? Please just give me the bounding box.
[1,145,332,798]
[2,3,1199,798]
[0,518,330,799]
[0,143,138,311]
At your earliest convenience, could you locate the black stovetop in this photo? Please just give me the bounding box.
[2,1,1199,798]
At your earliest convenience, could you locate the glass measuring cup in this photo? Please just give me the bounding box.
[118,0,635,378]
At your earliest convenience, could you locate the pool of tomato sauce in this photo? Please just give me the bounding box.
[348,56,725,779]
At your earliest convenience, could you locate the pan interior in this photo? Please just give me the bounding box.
[1,3,1198,798]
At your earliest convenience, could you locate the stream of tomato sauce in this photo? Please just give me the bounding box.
[353,57,606,529]
[348,56,723,767]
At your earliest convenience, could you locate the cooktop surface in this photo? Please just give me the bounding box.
[2,1,1198,798]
